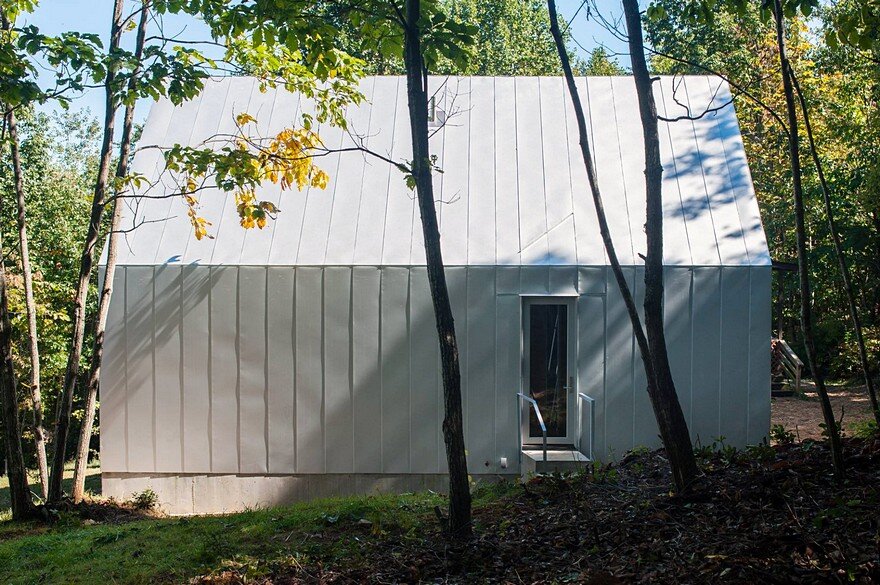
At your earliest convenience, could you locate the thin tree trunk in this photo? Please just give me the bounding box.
[0,257,34,520]
[4,108,48,500]
[548,0,697,492]
[71,1,150,503]
[621,0,699,490]
[0,11,37,521]
[771,0,844,476]
[401,0,471,539]
[48,0,125,502]
[790,73,880,425]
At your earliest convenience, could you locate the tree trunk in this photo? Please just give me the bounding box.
[771,0,844,477]
[5,108,48,501]
[402,0,471,539]
[622,0,699,490]
[71,1,150,503]
[790,73,880,426]
[0,118,35,520]
[548,0,697,492]
[0,259,35,520]
[48,0,125,502]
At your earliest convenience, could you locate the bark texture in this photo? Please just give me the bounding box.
[5,108,48,500]
[548,0,696,492]
[0,258,34,520]
[402,0,472,538]
[71,1,151,503]
[49,0,125,502]
[771,0,844,477]
[622,0,699,491]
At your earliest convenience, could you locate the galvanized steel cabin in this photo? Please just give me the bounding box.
[100,75,771,514]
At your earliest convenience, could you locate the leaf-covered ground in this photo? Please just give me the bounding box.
[1,437,878,584]
[196,437,880,584]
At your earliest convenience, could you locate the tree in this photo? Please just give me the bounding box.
[646,0,870,470]
[621,0,700,489]
[3,104,47,502]
[0,9,35,518]
[582,47,626,76]
[547,0,697,492]
[309,0,586,77]
[49,0,209,501]
[70,0,151,503]
[48,0,127,502]
[399,0,473,538]
[791,70,880,425]
[769,0,844,476]
[154,0,477,538]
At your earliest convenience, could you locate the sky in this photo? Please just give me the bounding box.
[23,0,634,121]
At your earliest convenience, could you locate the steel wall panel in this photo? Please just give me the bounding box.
[295,267,324,472]
[663,268,694,432]
[468,77,496,265]
[125,266,156,472]
[748,267,772,443]
[603,267,636,457]
[577,294,606,457]
[239,266,268,473]
[210,266,240,472]
[182,265,211,472]
[100,269,128,471]
[493,77,521,266]
[324,267,354,472]
[409,268,440,473]
[351,267,382,472]
[466,267,496,472]
[153,265,183,472]
[494,293,521,473]
[632,267,657,448]
[380,267,410,472]
[515,77,550,265]
[266,268,296,472]
[690,267,722,446]
[719,267,751,445]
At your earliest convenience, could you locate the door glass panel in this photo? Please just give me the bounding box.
[528,304,567,438]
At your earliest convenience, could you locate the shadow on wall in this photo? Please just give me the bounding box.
[110,263,519,508]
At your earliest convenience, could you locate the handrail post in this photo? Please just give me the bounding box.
[517,392,548,462]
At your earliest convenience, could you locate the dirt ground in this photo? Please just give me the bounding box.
[771,382,876,441]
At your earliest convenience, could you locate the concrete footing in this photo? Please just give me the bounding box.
[102,472,512,515]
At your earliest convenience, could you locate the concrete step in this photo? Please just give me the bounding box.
[521,448,591,475]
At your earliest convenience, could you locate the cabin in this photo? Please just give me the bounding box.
[99,75,771,514]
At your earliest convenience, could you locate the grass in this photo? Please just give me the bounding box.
[0,463,101,521]
[0,479,516,585]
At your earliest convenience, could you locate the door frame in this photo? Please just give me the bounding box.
[520,296,577,447]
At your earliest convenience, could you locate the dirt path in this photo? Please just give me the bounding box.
[771,382,876,441]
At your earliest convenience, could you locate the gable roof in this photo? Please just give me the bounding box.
[113,75,770,267]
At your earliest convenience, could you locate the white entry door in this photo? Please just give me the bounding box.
[522,297,576,446]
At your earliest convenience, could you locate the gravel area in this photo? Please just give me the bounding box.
[771,382,876,441]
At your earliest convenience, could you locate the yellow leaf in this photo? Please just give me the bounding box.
[236,112,257,126]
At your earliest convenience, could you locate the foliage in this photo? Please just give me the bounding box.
[129,488,159,511]
[645,0,880,380]
[582,47,626,76]
[303,0,593,76]
[770,423,796,444]
[3,438,880,583]
[0,108,100,457]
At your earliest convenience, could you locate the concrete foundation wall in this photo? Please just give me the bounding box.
[103,472,510,515]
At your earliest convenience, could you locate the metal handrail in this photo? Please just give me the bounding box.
[577,392,595,462]
[517,392,547,462]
